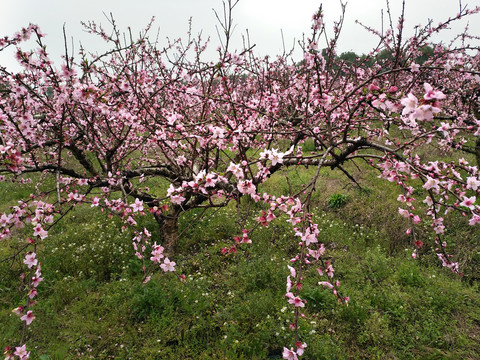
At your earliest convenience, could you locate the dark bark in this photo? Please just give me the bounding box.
[154,206,182,256]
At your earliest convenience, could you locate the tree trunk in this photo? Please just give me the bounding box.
[161,214,179,256]
[154,206,182,257]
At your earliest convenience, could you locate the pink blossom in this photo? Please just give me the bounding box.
[193,170,206,183]
[398,207,410,218]
[170,194,186,205]
[28,288,38,299]
[24,252,37,268]
[20,310,35,325]
[410,63,420,72]
[204,173,217,188]
[0,213,12,227]
[44,215,54,224]
[268,148,285,166]
[237,180,256,196]
[160,258,176,272]
[411,104,441,121]
[240,229,252,244]
[33,224,48,239]
[286,275,293,292]
[77,178,88,186]
[176,155,187,166]
[4,347,14,360]
[287,265,296,278]
[308,245,325,260]
[130,198,144,212]
[227,162,244,179]
[12,306,24,316]
[210,126,225,139]
[3,11,480,356]
[423,82,446,101]
[318,281,334,289]
[460,196,476,210]
[433,218,445,234]
[287,216,302,225]
[326,264,334,278]
[167,184,186,204]
[300,228,317,245]
[468,214,480,226]
[400,93,418,114]
[31,275,43,287]
[296,342,307,356]
[67,192,84,202]
[423,176,440,192]
[14,344,30,360]
[257,211,268,226]
[150,243,164,263]
[283,347,298,360]
[126,216,137,226]
[438,122,451,136]
[423,196,434,207]
[266,211,276,222]
[286,292,305,307]
[466,176,480,190]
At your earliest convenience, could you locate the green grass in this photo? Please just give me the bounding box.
[1,160,480,359]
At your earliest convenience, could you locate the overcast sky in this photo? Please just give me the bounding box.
[1,0,479,71]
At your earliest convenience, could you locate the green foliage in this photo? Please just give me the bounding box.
[376,48,394,64]
[416,45,435,65]
[327,193,348,209]
[304,288,337,312]
[338,51,359,65]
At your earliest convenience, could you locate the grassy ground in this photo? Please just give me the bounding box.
[1,158,480,359]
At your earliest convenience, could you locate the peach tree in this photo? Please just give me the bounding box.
[1,2,479,358]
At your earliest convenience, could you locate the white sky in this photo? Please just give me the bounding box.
[1,0,479,71]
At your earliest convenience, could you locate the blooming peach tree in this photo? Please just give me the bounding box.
[1,1,480,358]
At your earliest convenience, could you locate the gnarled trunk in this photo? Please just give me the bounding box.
[161,214,179,256]
[154,206,182,256]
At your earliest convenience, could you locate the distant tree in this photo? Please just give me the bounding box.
[375,48,394,64]
[415,45,434,65]
[338,51,358,64]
